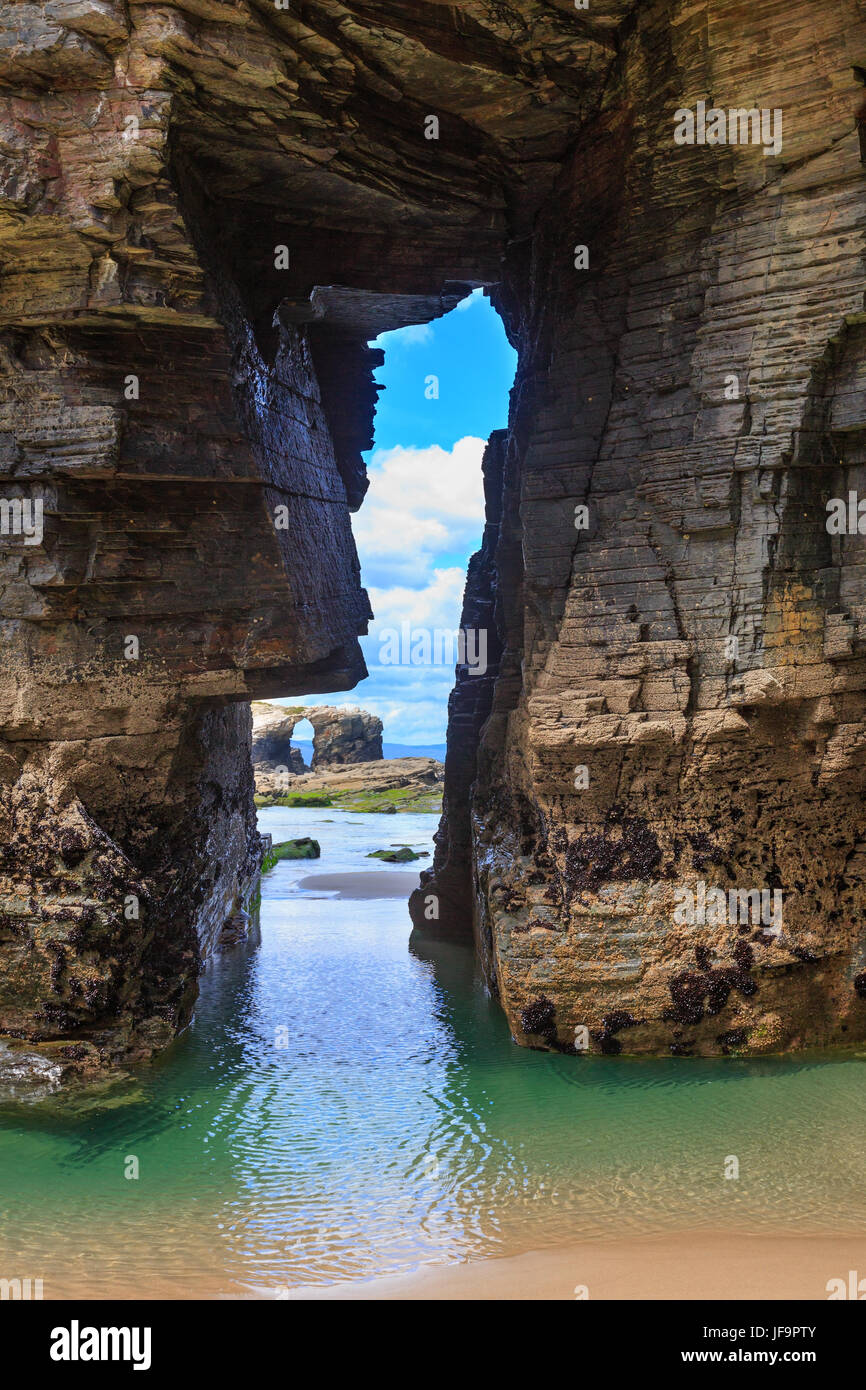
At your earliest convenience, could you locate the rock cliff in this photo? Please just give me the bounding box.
[2,0,866,1068]
[412,0,866,1057]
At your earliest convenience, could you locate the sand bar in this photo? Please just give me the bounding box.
[294,871,421,899]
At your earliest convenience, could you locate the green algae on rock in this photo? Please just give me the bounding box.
[366,847,426,863]
[262,840,321,872]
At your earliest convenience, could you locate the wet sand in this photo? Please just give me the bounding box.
[17,1227,866,1299]
[294,870,421,899]
[285,1231,866,1301]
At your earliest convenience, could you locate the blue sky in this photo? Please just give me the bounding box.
[285,288,516,745]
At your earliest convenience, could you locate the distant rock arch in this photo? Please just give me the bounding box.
[251,702,383,771]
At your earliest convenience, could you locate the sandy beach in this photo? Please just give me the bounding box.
[286,1232,866,1301]
[20,1227,864,1300]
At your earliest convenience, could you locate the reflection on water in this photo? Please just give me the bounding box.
[0,807,865,1298]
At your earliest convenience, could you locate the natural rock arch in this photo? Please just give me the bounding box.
[251,703,383,771]
[1,2,866,1074]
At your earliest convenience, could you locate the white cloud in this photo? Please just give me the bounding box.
[368,566,464,628]
[398,321,432,345]
[360,568,469,741]
[454,287,485,312]
[284,442,487,744]
[352,436,485,588]
[375,320,433,348]
[280,568,471,743]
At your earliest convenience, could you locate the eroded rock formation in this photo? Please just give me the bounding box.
[251,700,383,770]
[412,0,866,1057]
[2,0,866,1068]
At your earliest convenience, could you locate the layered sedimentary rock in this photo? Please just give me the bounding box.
[414,0,866,1057]
[251,701,440,809]
[309,705,383,767]
[251,704,309,773]
[3,0,866,1068]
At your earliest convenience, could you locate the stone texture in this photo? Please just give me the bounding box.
[413,0,866,1058]
[305,706,384,768]
[2,0,866,1067]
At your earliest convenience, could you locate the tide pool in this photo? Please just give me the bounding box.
[0,807,864,1298]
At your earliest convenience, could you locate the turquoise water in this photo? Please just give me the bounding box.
[0,807,865,1298]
